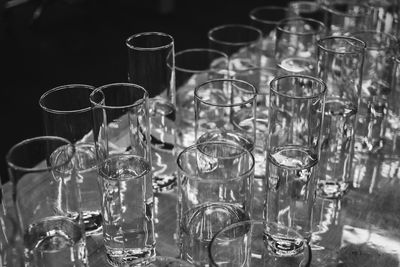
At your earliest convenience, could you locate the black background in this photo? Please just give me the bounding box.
[0,0,289,182]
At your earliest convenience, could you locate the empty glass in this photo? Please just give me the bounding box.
[209,220,311,267]
[266,75,326,244]
[177,141,255,266]
[39,84,102,235]
[208,24,262,75]
[126,31,177,192]
[6,136,88,266]
[275,17,326,75]
[175,48,229,150]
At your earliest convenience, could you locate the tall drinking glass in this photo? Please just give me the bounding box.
[351,30,397,153]
[249,6,289,66]
[266,75,326,245]
[208,24,262,75]
[126,31,177,192]
[90,83,156,265]
[194,79,257,152]
[6,136,88,266]
[175,48,229,150]
[177,141,255,266]
[275,17,326,75]
[209,220,311,267]
[39,84,102,235]
[316,36,366,198]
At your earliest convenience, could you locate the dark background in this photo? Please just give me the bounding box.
[0,0,288,182]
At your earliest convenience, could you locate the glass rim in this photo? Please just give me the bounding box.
[6,136,75,173]
[39,84,95,114]
[249,5,289,24]
[208,24,262,47]
[276,17,326,36]
[175,48,228,73]
[89,83,149,109]
[349,30,398,51]
[98,154,150,182]
[177,141,255,183]
[321,2,371,17]
[126,31,174,51]
[209,219,309,267]
[270,74,327,99]
[317,35,366,54]
[194,79,256,107]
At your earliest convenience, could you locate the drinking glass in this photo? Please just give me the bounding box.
[6,136,88,266]
[175,48,229,150]
[90,83,156,265]
[266,74,326,244]
[350,30,397,153]
[209,220,311,267]
[126,31,177,192]
[275,17,326,75]
[321,2,372,35]
[288,1,325,21]
[248,6,289,66]
[39,84,102,235]
[148,256,194,266]
[177,141,255,266]
[194,79,257,152]
[208,24,262,75]
[316,36,366,198]
[367,0,399,35]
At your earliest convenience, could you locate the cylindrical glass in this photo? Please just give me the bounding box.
[177,141,255,266]
[367,0,399,35]
[6,136,88,266]
[208,24,262,74]
[275,17,326,75]
[351,31,397,153]
[249,6,289,66]
[175,48,229,150]
[194,79,257,152]
[316,36,366,198]
[209,220,311,267]
[126,31,177,192]
[90,83,156,265]
[321,2,372,35]
[266,75,326,244]
[39,84,102,235]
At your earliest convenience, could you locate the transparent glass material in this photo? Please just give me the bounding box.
[316,36,366,199]
[208,24,262,75]
[194,78,257,152]
[367,0,399,35]
[249,6,289,66]
[39,84,102,236]
[350,31,397,153]
[148,256,195,266]
[126,31,177,192]
[175,48,229,150]
[275,17,326,76]
[266,75,326,244]
[177,141,255,266]
[321,2,372,35]
[288,1,325,21]
[6,136,88,266]
[90,83,156,265]
[209,220,311,267]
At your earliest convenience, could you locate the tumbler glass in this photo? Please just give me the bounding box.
[90,83,156,265]
[177,141,255,266]
[194,79,257,152]
[316,36,366,198]
[175,48,229,150]
[275,17,326,76]
[321,2,372,35]
[126,31,177,192]
[39,84,102,235]
[208,24,262,75]
[266,74,326,244]
[249,6,289,66]
[351,30,397,153]
[209,220,311,267]
[6,136,88,266]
